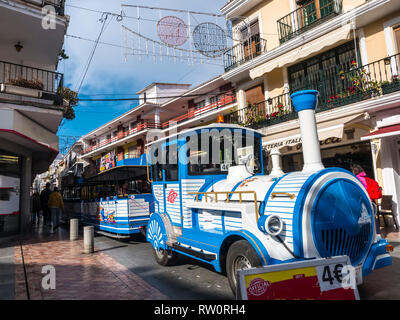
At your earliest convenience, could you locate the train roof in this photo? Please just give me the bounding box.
[145,123,265,147]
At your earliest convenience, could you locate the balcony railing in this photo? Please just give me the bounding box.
[277,0,342,44]
[223,34,267,72]
[21,0,65,15]
[83,121,160,154]
[0,60,64,102]
[161,94,236,128]
[83,94,238,155]
[226,53,400,128]
[225,92,296,128]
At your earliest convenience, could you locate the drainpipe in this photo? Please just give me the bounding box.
[290,90,324,172]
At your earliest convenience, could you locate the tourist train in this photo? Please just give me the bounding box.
[62,159,153,238]
[60,90,392,293]
[145,90,392,292]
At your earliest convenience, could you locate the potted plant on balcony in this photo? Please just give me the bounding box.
[338,62,381,104]
[1,77,45,98]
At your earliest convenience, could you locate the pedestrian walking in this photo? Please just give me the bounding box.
[40,183,52,226]
[48,187,64,233]
[31,192,41,225]
[351,163,383,234]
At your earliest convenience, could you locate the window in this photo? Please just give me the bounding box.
[395,25,400,53]
[194,100,206,110]
[130,121,138,129]
[0,189,10,201]
[187,130,262,176]
[164,144,179,181]
[245,84,264,105]
[288,41,356,95]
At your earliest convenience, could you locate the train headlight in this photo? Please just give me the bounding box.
[258,215,283,236]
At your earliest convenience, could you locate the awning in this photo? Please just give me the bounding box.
[263,113,362,151]
[361,124,400,140]
[250,24,352,79]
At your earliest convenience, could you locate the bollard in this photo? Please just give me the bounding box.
[83,226,94,254]
[70,218,79,241]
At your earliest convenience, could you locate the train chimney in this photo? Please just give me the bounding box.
[269,148,284,177]
[290,90,324,172]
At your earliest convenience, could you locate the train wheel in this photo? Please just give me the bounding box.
[147,215,178,266]
[226,240,262,294]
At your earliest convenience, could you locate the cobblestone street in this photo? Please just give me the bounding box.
[13,226,167,300]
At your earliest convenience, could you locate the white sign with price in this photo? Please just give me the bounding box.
[315,256,361,293]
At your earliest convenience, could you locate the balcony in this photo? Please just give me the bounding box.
[277,0,342,44]
[83,121,160,155]
[20,0,65,15]
[0,60,64,105]
[83,94,237,155]
[161,94,236,128]
[226,53,400,128]
[223,34,267,72]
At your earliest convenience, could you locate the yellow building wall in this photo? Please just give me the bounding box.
[342,0,366,13]
[233,0,291,52]
[363,11,400,63]
[267,68,285,98]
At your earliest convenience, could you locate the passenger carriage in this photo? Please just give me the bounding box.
[145,90,392,293]
[63,159,154,238]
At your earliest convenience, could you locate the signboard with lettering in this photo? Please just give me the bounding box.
[237,256,359,300]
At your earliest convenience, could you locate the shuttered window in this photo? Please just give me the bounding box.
[245,84,264,105]
[395,26,400,54]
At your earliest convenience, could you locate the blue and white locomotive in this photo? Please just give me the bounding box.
[146,90,392,293]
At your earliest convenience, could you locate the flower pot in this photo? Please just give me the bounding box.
[0,83,42,98]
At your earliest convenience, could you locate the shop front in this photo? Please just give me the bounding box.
[0,152,21,236]
[264,123,374,177]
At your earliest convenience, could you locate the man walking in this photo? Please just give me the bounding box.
[48,187,64,233]
[40,183,52,226]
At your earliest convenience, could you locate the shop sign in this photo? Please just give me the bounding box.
[295,137,342,150]
[265,137,302,151]
[237,256,359,300]
[265,136,342,151]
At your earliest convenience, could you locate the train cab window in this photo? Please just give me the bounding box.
[187,130,262,175]
[164,144,179,181]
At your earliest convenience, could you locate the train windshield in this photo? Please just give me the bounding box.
[187,129,262,175]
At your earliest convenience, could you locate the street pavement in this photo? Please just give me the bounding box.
[94,234,234,300]
[1,222,399,300]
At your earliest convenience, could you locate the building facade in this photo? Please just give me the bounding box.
[77,78,237,182]
[221,0,400,224]
[0,0,69,236]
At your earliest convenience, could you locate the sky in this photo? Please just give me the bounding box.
[57,0,228,145]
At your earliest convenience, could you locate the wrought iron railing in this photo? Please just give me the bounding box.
[223,34,267,72]
[277,0,342,44]
[225,92,295,128]
[21,0,65,15]
[161,94,236,128]
[226,53,400,128]
[83,121,160,154]
[0,60,64,98]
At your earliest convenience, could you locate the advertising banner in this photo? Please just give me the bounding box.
[237,256,359,300]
